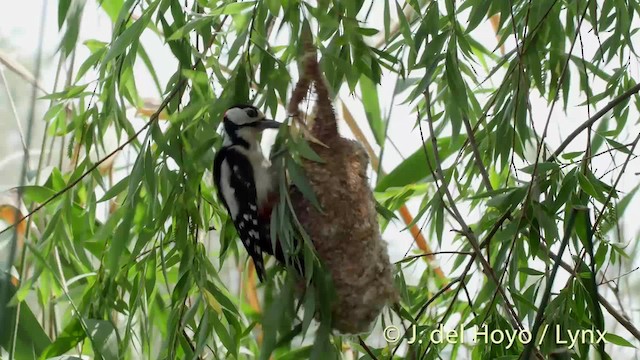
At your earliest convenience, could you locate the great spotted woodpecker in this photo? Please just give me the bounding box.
[213,104,283,281]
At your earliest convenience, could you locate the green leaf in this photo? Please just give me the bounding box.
[467,0,491,33]
[292,137,324,163]
[310,323,334,360]
[302,287,315,335]
[233,63,250,104]
[43,103,65,123]
[604,333,635,347]
[383,0,390,40]
[395,1,414,52]
[445,46,469,114]
[108,207,134,273]
[561,151,583,160]
[41,318,85,358]
[137,44,162,94]
[577,172,602,201]
[209,1,256,15]
[605,137,633,155]
[209,312,235,354]
[359,74,385,146]
[279,346,313,360]
[287,159,321,210]
[591,117,610,153]
[99,0,125,22]
[20,185,57,203]
[59,1,84,55]
[601,184,639,234]
[58,0,72,29]
[41,84,89,100]
[102,1,159,68]
[167,16,213,41]
[259,281,293,360]
[518,267,545,276]
[99,176,129,202]
[356,27,379,36]
[204,281,238,314]
[376,136,465,191]
[84,319,119,359]
[0,276,51,359]
[520,162,560,174]
[75,47,107,82]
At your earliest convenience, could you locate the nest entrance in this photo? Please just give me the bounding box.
[287,42,397,334]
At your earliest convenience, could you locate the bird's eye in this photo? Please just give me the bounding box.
[246,108,258,117]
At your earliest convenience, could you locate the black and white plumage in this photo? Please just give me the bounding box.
[213,104,282,282]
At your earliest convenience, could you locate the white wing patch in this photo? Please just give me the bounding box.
[220,160,239,219]
[235,146,274,207]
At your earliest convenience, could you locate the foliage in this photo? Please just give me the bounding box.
[1,0,640,359]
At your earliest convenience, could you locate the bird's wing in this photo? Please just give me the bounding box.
[214,147,267,281]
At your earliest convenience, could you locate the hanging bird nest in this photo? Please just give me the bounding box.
[287,40,397,334]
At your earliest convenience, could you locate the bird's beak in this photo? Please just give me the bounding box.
[255,119,281,130]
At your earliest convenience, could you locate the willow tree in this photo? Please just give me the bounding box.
[1,0,639,359]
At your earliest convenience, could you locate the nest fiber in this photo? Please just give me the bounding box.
[287,45,397,334]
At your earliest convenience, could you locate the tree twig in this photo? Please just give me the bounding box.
[342,101,450,281]
[0,15,230,238]
[547,83,640,161]
[521,209,579,359]
[3,4,47,356]
[461,116,493,191]
[0,77,185,238]
[592,132,640,230]
[395,251,473,265]
[358,336,379,360]
[415,277,462,320]
[0,49,47,93]
[420,91,528,334]
[541,242,640,342]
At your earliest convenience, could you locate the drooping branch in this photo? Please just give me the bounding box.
[0,16,230,237]
[420,92,527,330]
[0,77,186,238]
[521,209,579,360]
[548,83,640,161]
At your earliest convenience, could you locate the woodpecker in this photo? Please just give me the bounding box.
[213,104,283,282]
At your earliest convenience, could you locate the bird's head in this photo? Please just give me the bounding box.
[222,104,280,147]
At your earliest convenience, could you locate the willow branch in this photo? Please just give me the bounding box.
[0,77,185,238]
[0,49,47,93]
[462,116,493,191]
[547,83,640,161]
[539,242,640,341]
[421,92,526,330]
[0,15,229,237]
[521,209,579,359]
[395,251,473,265]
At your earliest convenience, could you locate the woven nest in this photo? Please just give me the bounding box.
[287,44,397,334]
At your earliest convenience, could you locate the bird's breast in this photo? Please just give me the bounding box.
[237,146,275,206]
